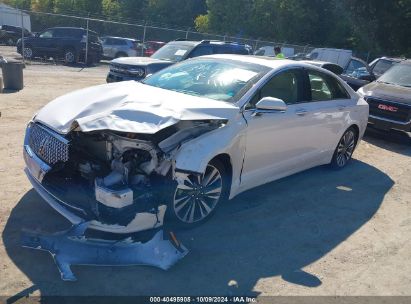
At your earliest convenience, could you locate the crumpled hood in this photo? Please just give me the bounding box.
[112,56,171,66]
[34,81,239,134]
[361,81,411,104]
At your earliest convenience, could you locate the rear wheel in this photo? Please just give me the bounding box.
[168,159,228,228]
[63,48,77,64]
[6,38,15,46]
[330,127,357,169]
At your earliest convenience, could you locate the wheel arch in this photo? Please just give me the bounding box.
[347,123,360,147]
[210,153,233,197]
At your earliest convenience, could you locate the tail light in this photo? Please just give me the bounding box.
[131,42,139,50]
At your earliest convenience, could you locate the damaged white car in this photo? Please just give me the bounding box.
[23,55,369,234]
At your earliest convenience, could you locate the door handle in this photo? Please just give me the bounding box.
[338,105,347,111]
[295,109,308,116]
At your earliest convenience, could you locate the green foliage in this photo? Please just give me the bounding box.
[144,0,206,26]
[195,14,209,32]
[2,0,410,56]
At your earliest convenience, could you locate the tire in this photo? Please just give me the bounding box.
[167,159,229,228]
[330,127,358,169]
[115,52,128,58]
[63,48,77,64]
[23,46,34,59]
[6,38,15,46]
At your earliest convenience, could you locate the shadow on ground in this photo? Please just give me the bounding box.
[3,159,393,299]
[364,128,411,156]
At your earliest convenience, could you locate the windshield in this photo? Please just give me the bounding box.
[151,43,193,62]
[142,59,269,102]
[378,64,411,87]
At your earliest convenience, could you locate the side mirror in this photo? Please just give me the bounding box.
[255,97,287,112]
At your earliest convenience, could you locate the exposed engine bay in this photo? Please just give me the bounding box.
[37,119,226,232]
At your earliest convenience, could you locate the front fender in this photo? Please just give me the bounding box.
[174,115,247,183]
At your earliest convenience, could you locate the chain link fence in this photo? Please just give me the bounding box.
[0,7,320,66]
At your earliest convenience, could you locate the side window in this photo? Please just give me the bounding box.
[112,39,127,45]
[188,46,213,58]
[52,29,68,38]
[344,59,366,75]
[248,69,303,108]
[39,30,53,38]
[308,71,332,101]
[308,70,349,101]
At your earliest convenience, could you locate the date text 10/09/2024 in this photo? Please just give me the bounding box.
[149,297,257,303]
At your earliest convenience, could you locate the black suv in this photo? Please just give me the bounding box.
[0,25,32,45]
[107,40,253,83]
[17,27,103,64]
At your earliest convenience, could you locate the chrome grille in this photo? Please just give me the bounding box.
[28,123,69,165]
[366,97,411,123]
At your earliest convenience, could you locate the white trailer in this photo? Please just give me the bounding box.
[0,3,31,31]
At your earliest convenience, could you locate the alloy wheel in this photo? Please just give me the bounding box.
[173,164,223,224]
[336,130,356,167]
[23,47,33,59]
[64,51,75,63]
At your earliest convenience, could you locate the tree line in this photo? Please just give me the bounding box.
[4,0,411,57]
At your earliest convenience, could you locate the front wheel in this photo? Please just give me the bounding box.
[168,159,228,228]
[23,47,33,59]
[330,127,358,169]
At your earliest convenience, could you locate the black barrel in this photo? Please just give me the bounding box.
[1,61,24,90]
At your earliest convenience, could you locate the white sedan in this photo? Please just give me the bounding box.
[23,55,369,232]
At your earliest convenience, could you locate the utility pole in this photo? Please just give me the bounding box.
[21,9,25,64]
[85,13,90,66]
[142,22,147,56]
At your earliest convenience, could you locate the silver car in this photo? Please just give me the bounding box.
[23,55,369,234]
[101,36,141,59]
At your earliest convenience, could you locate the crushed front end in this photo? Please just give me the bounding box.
[23,121,177,233]
[22,121,195,278]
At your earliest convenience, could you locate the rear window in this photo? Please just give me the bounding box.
[53,28,83,38]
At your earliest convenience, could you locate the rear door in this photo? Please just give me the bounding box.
[35,29,55,54]
[303,68,355,155]
[104,38,115,58]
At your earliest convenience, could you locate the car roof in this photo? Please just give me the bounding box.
[50,27,85,30]
[203,54,321,70]
[399,60,411,65]
[299,60,344,74]
[102,36,138,41]
[378,56,405,62]
[168,40,249,48]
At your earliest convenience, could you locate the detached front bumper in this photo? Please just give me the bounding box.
[23,125,166,234]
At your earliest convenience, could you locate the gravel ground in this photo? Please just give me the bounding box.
[0,49,410,299]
